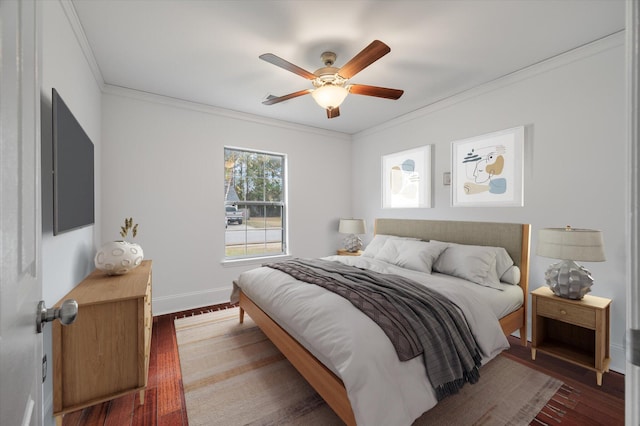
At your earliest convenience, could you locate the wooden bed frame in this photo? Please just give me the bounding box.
[238,219,531,426]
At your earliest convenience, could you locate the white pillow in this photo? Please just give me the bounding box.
[362,234,420,258]
[431,240,516,287]
[375,239,447,273]
[500,265,521,285]
[492,247,515,278]
[432,242,503,290]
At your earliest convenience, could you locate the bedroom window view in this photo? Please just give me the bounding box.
[224,147,286,259]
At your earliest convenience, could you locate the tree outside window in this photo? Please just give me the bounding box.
[224,147,286,258]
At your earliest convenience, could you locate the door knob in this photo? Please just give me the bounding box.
[36,299,78,333]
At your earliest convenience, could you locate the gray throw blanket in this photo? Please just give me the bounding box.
[265,258,482,401]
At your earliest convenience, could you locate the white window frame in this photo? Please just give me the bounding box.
[223,146,288,261]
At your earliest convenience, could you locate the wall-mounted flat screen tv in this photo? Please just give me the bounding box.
[52,88,95,235]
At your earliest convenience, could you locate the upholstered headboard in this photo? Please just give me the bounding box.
[374,218,531,277]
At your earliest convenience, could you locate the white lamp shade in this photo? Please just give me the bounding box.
[339,219,366,235]
[311,84,349,109]
[537,227,605,262]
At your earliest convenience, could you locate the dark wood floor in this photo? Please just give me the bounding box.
[501,336,625,425]
[61,304,625,426]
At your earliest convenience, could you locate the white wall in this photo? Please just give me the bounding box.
[41,0,102,302]
[351,33,626,373]
[40,1,103,424]
[100,88,352,314]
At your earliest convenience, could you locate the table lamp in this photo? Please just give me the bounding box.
[536,226,606,299]
[339,219,366,252]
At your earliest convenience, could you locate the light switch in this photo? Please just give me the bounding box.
[443,172,451,186]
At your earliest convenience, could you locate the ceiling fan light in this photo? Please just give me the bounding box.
[311,84,349,109]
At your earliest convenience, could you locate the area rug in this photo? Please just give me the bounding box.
[175,307,563,426]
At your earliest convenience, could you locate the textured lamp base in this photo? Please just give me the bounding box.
[545,259,593,300]
[343,234,363,252]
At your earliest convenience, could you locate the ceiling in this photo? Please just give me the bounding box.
[71,0,625,135]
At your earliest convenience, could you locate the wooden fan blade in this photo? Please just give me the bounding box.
[259,53,317,80]
[326,107,340,119]
[349,84,404,100]
[338,40,391,79]
[262,89,312,105]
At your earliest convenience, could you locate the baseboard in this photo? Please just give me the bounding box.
[152,287,232,316]
[610,343,625,374]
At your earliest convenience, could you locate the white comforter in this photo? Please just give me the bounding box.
[231,255,512,426]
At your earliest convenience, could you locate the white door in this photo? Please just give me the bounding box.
[628,1,640,425]
[0,1,43,425]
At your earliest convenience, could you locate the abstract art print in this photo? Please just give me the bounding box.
[451,126,524,207]
[382,145,432,208]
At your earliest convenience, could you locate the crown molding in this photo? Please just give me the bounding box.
[102,84,351,140]
[57,0,623,143]
[59,0,348,140]
[354,31,625,140]
[59,0,105,90]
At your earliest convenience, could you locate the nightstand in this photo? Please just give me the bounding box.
[336,249,362,256]
[531,286,611,385]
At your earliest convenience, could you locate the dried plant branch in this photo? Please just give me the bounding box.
[119,217,139,239]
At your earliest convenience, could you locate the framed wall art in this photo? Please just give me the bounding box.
[382,145,432,208]
[451,126,524,207]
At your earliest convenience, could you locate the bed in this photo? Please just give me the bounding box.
[231,218,531,425]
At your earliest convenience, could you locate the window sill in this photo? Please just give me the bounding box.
[221,254,291,268]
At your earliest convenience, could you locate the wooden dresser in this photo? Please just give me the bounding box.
[52,260,152,424]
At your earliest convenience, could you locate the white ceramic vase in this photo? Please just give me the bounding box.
[94,241,144,275]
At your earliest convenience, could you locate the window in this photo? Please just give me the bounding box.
[224,147,286,259]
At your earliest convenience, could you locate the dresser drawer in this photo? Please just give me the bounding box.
[536,297,596,329]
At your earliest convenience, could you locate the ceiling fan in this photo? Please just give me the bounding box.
[260,40,404,119]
